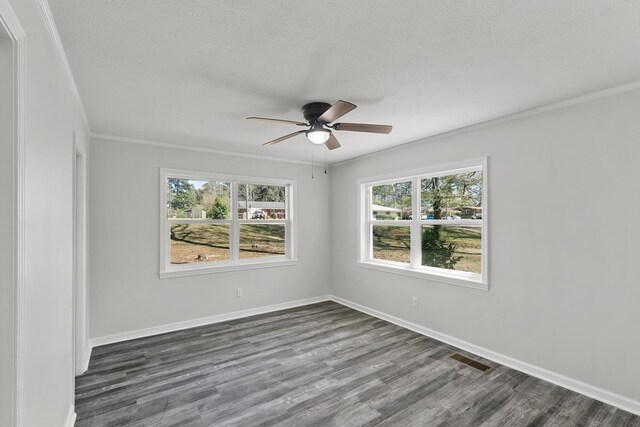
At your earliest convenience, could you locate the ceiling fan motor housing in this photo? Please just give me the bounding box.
[302,102,332,123]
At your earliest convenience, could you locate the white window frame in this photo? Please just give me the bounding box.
[357,158,488,291]
[159,168,297,278]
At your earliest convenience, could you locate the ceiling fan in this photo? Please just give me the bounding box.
[247,100,392,150]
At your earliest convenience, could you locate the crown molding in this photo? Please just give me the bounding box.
[91,133,320,166]
[95,77,640,169]
[0,0,25,38]
[37,0,90,132]
[332,79,640,168]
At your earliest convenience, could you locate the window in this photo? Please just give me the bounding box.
[160,169,296,278]
[359,159,487,290]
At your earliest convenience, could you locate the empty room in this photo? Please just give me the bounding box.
[1,1,640,426]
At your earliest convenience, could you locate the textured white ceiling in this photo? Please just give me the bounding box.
[49,1,640,163]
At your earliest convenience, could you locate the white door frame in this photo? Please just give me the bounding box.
[0,1,25,426]
[73,133,89,377]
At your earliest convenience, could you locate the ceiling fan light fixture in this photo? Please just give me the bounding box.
[249,100,392,150]
[306,123,331,144]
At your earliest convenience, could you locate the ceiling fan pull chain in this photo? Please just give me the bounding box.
[311,152,314,179]
[324,148,327,174]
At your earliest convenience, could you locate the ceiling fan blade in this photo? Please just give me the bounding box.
[333,122,393,134]
[318,100,357,123]
[325,133,341,150]
[263,130,307,146]
[247,116,308,126]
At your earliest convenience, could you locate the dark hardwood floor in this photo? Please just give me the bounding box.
[75,301,639,426]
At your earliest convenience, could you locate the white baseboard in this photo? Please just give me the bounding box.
[329,295,640,416]
[75,340,93,376]
[64,405,76,427]
[85,293,639,415]
[90,295,330,348]
[80,341,92,373]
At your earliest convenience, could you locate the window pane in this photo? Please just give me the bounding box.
[239,224,285,259]
[170,224,230,264]
[372,225,410,263]
[237,184,287,219]
[421,171,482,220]
[167,178,231,219]
[421,226,481,273]
[371,181,412,220]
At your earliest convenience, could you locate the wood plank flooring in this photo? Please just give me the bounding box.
[76,301,639,426]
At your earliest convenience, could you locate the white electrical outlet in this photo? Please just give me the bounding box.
[412,296,418,308]
[237,288,243,297]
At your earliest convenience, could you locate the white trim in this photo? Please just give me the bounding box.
[73,137,89,378]
[161,168,297,186]
[329,295,640,416]
[75,139,91,376]
[92,133,315,166]
[0,0,25,38]
[0,3,25,425]
[90,295,330,347]
[357,261,488,291]
[64,405,76,427]
[359,161,484,187]
[80,343,92,374]
[14,31,25,427]
[159,259,298,279]
[37,0,90,132]
[70,135,76,412]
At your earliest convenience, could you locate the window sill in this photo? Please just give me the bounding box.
[160,258,298,279]
[357,261,488,291]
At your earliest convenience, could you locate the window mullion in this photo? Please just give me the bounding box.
[285,184,291,258]
[366,187,372,260]
[231,181,239,261]
[165,222,170,271]
[367,222,373,260]
[410,178,421,268]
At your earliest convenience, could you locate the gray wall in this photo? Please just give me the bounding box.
[3,0,90,425]
[88,138,332,339]
[330,88,640,402]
